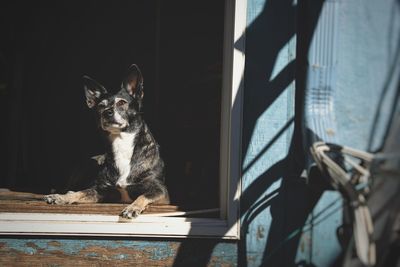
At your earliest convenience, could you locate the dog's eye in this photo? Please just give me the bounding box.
[116,100,127,107]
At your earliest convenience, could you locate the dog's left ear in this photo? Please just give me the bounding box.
[83,76,107,108]
[122,64,144,99]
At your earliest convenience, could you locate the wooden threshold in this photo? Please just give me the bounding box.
[0,190,180,216]
[0,190,234,239]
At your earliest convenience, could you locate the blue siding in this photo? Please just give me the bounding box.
[302,0,400,266]
[335,0,400,151]
[302,1,343,266]
[241,0,297,266]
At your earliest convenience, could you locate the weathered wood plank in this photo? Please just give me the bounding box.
[0,190,179,215]
[0,238,238,267]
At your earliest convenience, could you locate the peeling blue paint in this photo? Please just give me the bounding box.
[0,238,237,265]
[112,254,129,260]
[0,240,38,255]
[85,252,100,258]
[0,238,175,259]
[212,243,238,263]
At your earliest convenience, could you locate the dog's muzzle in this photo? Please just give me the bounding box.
[101,110,128,132]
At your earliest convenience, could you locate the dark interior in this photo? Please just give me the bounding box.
[0,0,225,210]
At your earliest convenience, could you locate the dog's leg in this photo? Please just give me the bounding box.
[120,190,169,219]
[119,194,154,218]
[44,188,100,205]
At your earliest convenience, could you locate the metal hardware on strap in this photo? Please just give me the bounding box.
[310,142,376,266]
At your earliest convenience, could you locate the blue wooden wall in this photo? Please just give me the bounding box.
[300,0,400,266]
[1,0,399,266]
[241,0,298,265]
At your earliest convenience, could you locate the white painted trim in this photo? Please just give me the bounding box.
[0,0,247,240]
[0,213,238,239]
[219,0,247,239]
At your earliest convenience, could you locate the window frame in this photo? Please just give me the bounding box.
[0,0,247,240]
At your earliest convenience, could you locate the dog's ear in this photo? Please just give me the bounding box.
[122,64,144,99]
[83,76,107,108]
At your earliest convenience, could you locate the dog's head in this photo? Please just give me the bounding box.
[83,64,144,134]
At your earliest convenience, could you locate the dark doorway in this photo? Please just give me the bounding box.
[0,0,225,210]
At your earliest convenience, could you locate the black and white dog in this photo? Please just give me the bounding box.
[44,64,169,218]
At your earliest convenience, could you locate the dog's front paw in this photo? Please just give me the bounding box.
[43,194,69,205]
[120,205,144,219]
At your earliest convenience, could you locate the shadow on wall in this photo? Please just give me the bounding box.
[172,0,325,266]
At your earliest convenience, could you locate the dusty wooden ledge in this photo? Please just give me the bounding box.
[0,190,179,215]
[0,190,219,217]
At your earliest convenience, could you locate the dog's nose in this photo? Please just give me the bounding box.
[104,109,114,118]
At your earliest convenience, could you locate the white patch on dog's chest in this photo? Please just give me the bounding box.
[110,132,136,189]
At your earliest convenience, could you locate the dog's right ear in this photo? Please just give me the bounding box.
[83,76,107,108]
[122,64,144,99]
